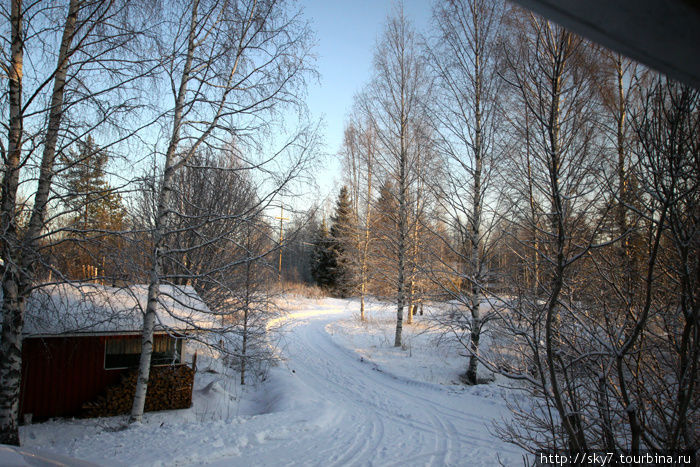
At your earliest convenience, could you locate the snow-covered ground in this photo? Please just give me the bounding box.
[19,296,524,466]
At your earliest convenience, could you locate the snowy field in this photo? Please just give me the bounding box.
[19,296,525,466]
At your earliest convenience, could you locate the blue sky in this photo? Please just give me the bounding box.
[300,0,433,204]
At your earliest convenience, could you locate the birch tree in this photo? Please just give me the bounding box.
[626,78,699,453]
[0,0,151,444]
[147,157,284,388]
[339,116,376,320]
[129,0,315,422]
[493,9,607,452]
[425,0,503,384]
[361,5,430,347]
[493,68,699,460]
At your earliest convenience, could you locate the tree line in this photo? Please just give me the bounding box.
[310,0,698,457]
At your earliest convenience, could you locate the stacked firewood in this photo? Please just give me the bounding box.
[82,365,194,418]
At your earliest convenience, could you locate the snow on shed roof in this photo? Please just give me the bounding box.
[21,283,215,336]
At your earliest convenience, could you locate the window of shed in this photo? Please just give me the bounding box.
[104,335,182,369]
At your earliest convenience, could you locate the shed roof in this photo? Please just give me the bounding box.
[21,283,214,336]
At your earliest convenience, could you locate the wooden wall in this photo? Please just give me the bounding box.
[20,334,193,420]
[21,335,123,419]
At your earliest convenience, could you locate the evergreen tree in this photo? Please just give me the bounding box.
[62,136,126,233]
[329,186,356,297]
[370,180,399,298]
[57,136,127,281]
[311,218,335,289]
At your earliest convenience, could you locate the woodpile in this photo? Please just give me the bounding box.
[82,365,194,418]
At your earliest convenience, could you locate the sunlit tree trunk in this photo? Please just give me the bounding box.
[464,5,484,385]
[360,136,373,321]
[130,0,199,423]
[1,0,80,444]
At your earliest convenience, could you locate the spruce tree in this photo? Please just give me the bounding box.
[62,136,126,232]
[371,181,399,298]
[311,218,335,289]
[58,136,127,281]
[329,186,356,297]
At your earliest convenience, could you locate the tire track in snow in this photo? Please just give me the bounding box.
[316,314,521,465]
[316,318,498,450]
[288,320,420,464]
[279,321,389,466]
[229,303,521,466]
[321,333,502,449]
[289,315,465,465]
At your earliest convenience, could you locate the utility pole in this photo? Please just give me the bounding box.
[275,204,289,282]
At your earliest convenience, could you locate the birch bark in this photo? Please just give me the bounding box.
[130,0,199,423]
[1,0,80,444]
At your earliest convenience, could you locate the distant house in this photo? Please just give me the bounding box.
[18,284,213,421]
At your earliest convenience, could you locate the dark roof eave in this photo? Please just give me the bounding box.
[509,0,700,90]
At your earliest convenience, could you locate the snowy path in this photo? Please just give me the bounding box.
[211,300,522,466]
[21,298,523,466]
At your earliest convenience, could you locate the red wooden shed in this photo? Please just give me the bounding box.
[18,284,212,421]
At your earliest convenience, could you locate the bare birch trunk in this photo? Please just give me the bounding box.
[394,82,408,348]
[241,290,249,386]
[406,236,414,327]
[395,152,406,347]
[1,0,79,444]
[362,7,424,349]
[0,1,25,443]
[465,150,482,383]
[360,143,372,322]
[130,0,199,424]
[464,5,484,386]
[406,143,424,327]
[540,30,586,452]
[241,224,252,385]
[612,56,634,300]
